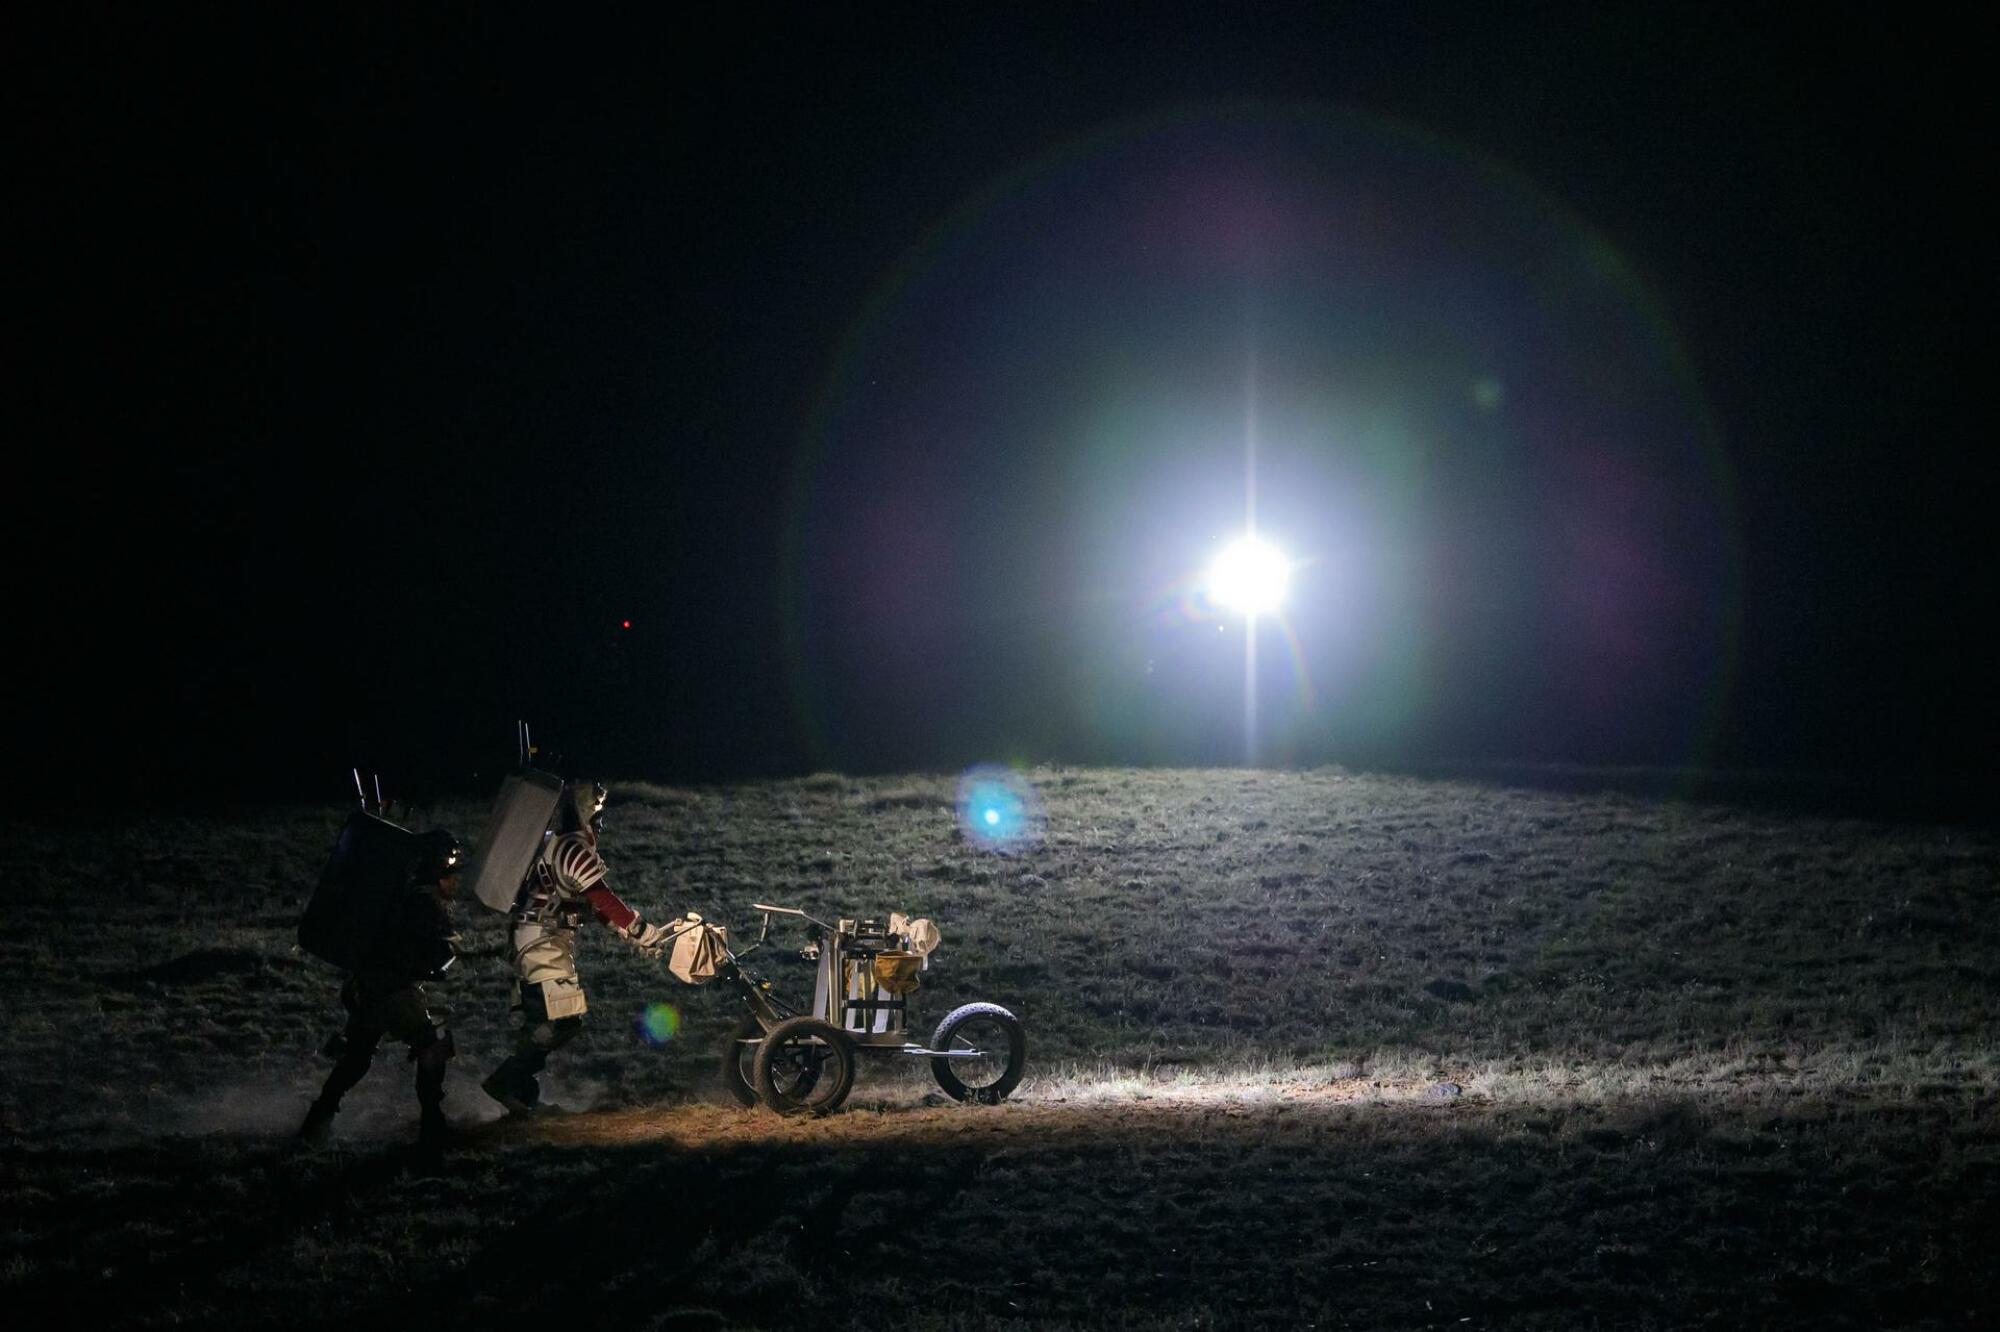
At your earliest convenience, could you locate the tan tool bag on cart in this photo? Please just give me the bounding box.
[668,920,730,984]
[873,951,924,996]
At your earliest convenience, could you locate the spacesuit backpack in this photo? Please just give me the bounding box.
[299,810,459,975]
[463,767,566,913]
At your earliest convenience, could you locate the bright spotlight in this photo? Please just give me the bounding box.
[1208,536,1289,616]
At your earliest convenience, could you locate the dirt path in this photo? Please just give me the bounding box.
[7,1074,1994,1329]
[512,1077,1439,1151]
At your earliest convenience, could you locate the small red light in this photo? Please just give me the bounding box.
[621,620,632,629]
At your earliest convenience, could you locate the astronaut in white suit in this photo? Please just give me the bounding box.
[480,780,680,1115]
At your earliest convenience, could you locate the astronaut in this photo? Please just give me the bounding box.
[299,828,462,1150]
[480,780,681,1115]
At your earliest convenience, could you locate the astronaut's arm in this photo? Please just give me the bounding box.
[580,884,680,952]
[423,930,460,979]
[404,896,457,979]
[579,883,640,931]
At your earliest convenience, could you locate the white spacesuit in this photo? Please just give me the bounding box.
[480,780,681,1114]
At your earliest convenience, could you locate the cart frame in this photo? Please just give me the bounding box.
[714,902,1025,1114]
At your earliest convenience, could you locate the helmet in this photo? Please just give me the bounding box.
[413,829,463,883]
[562,781,608,835]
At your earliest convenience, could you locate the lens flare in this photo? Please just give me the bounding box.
[956,764,1044,853]
[635,1002,682,1046]
[780,105,1742,773]
[1208,536,1290,616]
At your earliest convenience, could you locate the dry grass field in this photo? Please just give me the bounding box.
[2,767,1996,1329]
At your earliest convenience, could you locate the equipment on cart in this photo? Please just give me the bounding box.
[709,903,1026,1117]
[667,917,731,984]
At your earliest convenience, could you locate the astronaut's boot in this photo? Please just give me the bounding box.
[298,1095,339,1148]
[480,1058,542,1117]
[416,1103,458,1155]
[302,1032,373,1146]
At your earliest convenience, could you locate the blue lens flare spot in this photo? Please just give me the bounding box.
[956,765,1043,853]
[635,1002,682,1047]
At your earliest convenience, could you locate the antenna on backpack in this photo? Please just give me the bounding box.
[373,773,385,815]
[352,767,368,810]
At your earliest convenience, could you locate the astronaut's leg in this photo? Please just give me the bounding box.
[413,1028,453,1106]
[378,988,456,1146]
[483,924,586,1115]
[411,1029,456,1147]
[300,986,385,1145]
[482,997,584,1114]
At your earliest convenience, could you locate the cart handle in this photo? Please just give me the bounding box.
[749,902,838,933]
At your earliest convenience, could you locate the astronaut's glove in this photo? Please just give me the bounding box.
[626,919,674,955]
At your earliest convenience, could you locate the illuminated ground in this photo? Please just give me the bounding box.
[2,768,1995,1327]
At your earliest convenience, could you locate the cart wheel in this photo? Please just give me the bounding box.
[718,1015,763,1107]
[752,1016,856,1117]
[929,1002,1026,1104]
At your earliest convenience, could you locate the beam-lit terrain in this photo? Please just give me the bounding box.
[3,767,1992,1327]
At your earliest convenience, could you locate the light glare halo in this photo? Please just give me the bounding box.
[1208,536,1290,616]
[955,764,1044,853]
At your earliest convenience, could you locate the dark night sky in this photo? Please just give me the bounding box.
[5,6,1992,804]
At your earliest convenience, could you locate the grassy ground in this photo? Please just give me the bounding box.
[1,767,1995,1328]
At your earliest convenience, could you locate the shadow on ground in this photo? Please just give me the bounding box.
[7,1086,1995,1331]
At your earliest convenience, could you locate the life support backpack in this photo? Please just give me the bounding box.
[298,804,458,972]
[299,810,436,973]
[463,768,566,913]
